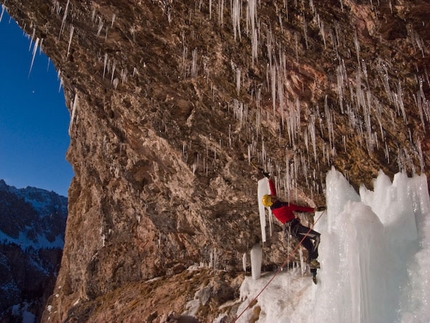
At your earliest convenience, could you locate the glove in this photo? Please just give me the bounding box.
[262,171,270,178]
[316,206,326,212]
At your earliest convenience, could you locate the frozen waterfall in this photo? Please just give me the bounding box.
[236,168,430,323]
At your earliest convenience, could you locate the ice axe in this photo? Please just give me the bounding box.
[250,159,270,178]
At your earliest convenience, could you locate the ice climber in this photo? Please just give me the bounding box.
[261,174,325,275]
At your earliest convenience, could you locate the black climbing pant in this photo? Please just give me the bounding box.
[285,218,321,262]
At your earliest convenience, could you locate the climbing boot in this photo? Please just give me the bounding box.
[310,259,320,269]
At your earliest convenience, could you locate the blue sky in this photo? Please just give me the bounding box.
[0,10,73,197]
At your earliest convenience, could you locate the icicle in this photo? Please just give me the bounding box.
[66,25,74,58]
[191,48,198,78]
[309,114,317,161]
[53,1,60,15]
[285,155,291,201]
[247,0,258,64]
[104,26,109,41]
[210,247,218,268]
[132,67,138,77]
[320,19,326,49]
[59,0,70,38]
[255,106,261,134]
[68,93,79,135]
[417,140,424,173]
[0,4,5,22]
[120,68,128,84]
[250,244,262,280]
[414,32,425,58]
[218,0,224,26]
[28,37,40,78]
[396,80,406,123]
[97,17,104,37]
[261,139,267,164]
[111,60,116,83]
[304,129,309,153]
[113,78,119,89]
[324,96,334,151]
[46,57,51,72]
[182,39,188,78]
[39,38,44,55]
[329,27,338,59]
[236,67,241,94]
[335,23,341,51]
[364,91,374,153]
[228,124,232,147]
[302,15,308,49]
[419,77,430,123]
[102,53,108,79]
[270,64,276,113]
[362,59,369,86]
[251,26,258,65]
[57,69,63,92]
[58,79,64,93]
[354,30,360,63]
[111,13,116,27]
[414,90,425,131]
[295,98,301,141]
[100,226,106,247]
[242,253,247,272]
[257,178,270,243]
[232,0,241,41]
[336,60,346,114]
[309,0,315,13]
[278,61,286,129]
[377,60,393,103]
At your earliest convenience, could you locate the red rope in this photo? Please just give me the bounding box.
[232,211,326,323]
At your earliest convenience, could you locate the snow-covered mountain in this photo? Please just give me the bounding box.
[0,179,67,322]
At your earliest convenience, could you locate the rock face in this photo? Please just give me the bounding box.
[0,180,67,322]
[1,0,429,322]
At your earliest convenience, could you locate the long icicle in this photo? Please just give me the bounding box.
[28,37,40,78]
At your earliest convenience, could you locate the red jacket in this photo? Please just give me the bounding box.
[268,179,315,224]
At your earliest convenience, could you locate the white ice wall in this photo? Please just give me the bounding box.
[237,168,430,323]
